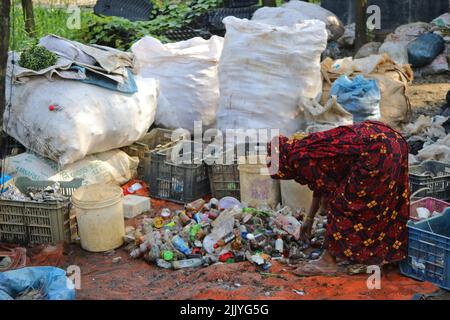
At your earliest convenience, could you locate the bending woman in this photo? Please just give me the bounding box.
[267,121,410,275]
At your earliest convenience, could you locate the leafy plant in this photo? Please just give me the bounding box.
[18,44,58,71]
[80,0,224,50]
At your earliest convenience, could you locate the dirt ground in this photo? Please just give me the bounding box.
[19,197,441,300]
[8,73,450,301]
[408,73,450,119]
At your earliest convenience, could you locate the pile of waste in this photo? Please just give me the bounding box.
[404,110,450,164]
[125,197,327,270]
[0,182,68,202]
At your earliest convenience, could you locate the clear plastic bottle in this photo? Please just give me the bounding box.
[172,258,203,269]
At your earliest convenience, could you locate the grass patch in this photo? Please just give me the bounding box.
[10,0,92,51]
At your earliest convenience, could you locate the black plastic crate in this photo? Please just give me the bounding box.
[409,161,450,201]
[224,0,259,8]
[94,0,153,21]
[208,5,260,32]
[147,141,210,204]
[162,28,213,42]
[207,162,240,200]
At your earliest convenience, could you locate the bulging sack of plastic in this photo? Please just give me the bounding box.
[5,73,158,167]
[4,149,138,185]
[217,17,327,136]
[408,33,445,68]
[252,0,344,41]
[329,75,381,122]
[379,22,431,65]
[131,36,224,133]
[0,267,75,300]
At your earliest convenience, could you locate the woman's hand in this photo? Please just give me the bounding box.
[300,217,313,243]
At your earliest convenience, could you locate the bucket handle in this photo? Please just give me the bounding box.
[410,187,430,199]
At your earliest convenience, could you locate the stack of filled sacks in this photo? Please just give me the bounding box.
[4,36,159,185]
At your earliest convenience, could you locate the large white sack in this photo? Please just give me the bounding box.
[217,17,328,136]
[131,36,224,133]
[4,150,138,185]
[4,75,159,167]
[252,0,344,41]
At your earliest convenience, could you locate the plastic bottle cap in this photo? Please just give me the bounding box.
[162,250,174,261]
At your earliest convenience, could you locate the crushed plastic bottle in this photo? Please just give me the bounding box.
[172,258,203,269]
[171,235,192,255]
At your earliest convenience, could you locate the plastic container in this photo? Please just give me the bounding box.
[207,163,240,200]
[280,180,313,212]
[121,128,176,180]
[409,197,450,221]
[72,184,125,252]
[147,140,210,204]
[93,0,153,21]
[0,178,82,244]
[224,0,259,8]
[400,208,450,290]
[208,5,259,32]
[162,28,212,42]
[238,156,281,208]
[409,161,450,201]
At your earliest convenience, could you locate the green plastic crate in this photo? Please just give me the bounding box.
[0,178,82,244]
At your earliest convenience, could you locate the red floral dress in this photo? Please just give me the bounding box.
[268,121,409,265]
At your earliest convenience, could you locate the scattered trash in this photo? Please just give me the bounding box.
[126,197,326,270]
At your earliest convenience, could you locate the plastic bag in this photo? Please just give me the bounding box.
[407,33,445,68]
[5,67,159,167]
[217,17,327,136]
[131,36,224,133]
[252,0,344,41]
[0,267,75,300]
[4,150,138,186]
[329,75,381,122]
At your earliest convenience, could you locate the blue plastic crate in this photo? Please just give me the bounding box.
[400,208,450,290]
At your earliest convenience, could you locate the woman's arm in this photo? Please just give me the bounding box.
[300,192,322,242]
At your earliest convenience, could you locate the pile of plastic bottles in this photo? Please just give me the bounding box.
[125,197,327,270]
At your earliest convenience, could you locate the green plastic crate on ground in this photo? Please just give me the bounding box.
[0,177,82,244]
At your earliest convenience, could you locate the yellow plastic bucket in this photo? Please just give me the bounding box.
[72,184,125,252]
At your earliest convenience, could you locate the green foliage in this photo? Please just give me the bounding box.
[10,0,88,51]
[80,0,224,50]
[18,45,58,71]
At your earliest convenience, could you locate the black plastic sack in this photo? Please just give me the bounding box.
[407,33,445,68]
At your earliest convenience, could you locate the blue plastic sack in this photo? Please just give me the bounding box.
[329,75,381,122]
[408,33,445,68]
[0,267,75,300]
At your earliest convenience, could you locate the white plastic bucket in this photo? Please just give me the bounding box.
[72,184,125,252]
[238,156,280,208]
[280,180,314,212]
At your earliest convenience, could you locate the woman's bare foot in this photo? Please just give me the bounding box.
[293,250,339,276]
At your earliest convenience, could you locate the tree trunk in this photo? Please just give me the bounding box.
[263,0,277,7]
[355,0,368,50]
[22,0,35,36]
[0,0,10,125]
